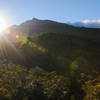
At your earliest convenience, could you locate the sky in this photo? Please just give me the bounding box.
[0,0,100,27]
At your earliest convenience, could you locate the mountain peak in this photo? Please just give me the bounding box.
[32,18,40,21]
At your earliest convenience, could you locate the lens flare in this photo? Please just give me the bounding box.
[5,29,11,35]
[12,31,22,43]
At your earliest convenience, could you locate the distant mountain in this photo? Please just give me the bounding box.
[5,18,100,41]
[7,18,73,36]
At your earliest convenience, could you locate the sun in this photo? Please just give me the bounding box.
[0,16,8,32]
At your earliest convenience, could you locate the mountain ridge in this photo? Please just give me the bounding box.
[0,18,100,74]
[3,18,100,49]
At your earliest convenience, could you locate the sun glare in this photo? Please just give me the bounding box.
[0,16,8,32]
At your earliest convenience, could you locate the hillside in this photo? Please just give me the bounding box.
[6,18,100,40]
[0,18,98,75]
[0,18,100,100]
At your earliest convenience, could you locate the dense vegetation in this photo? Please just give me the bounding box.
[0,62,100,100]
[0,32,99,100]
[0,62,70,100]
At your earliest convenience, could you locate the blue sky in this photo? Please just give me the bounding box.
[0,0,100,26]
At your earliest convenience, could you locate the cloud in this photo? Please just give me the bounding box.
[82,20,100,24]
[70,20,100,28]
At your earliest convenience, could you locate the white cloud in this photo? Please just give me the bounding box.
[82,19,100,24]
[70,19,100,28]
[82,20,90,24]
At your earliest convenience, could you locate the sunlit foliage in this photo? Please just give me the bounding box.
[0,63,70,100]
[83,76,100,100]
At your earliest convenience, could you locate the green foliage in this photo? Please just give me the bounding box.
[83,76,100,100]
[0,62,99,100]
[0,31,99,100]
[0,63,70,100]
